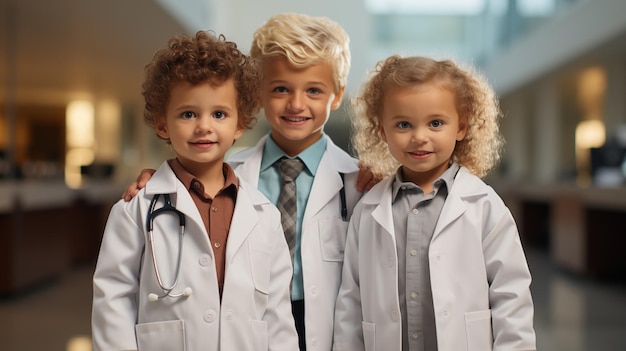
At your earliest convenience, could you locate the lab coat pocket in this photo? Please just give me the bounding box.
[362,321,376,351]
[249,319,269,350]
[249,243,271,295]
[319,218,348,262]
[136,319,185,351]
[464,309,493,351]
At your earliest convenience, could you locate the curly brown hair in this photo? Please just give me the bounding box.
[352,55,504,179]
[142,31,261,137]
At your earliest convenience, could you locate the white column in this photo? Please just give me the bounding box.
[532,78,561,183]
[501,92,530,182]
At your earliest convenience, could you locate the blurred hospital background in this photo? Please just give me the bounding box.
[1,0,625,350]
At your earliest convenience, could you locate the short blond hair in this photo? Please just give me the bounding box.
[352,55,504,179]
[250,13,351,92]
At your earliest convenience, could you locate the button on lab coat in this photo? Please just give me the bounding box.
[92,161,298,351]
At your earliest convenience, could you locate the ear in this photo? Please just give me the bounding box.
[234,125,244,142]
[155,118,169,140]
[380,124,388,143]
[330,86,346,110]
[456,119,468,141]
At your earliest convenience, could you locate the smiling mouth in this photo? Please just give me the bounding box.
[409,151,432,156]
[282,116,309,122]
[190,140,216,146]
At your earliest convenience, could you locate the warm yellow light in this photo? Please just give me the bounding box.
[65,100,95,188]
[96,100,121,162]
[66,335,92,351]
[66,100,95,148]
[575,120,605,149]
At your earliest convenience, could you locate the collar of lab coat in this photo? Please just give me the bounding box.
[362,166,489,239]
[143,161,273,259]
[228,134,360,175]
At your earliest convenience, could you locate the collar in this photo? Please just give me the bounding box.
[168,158,239,197]
[391,162,460,201]
[260,132,328,176]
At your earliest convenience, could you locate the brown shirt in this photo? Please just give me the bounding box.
[168,159,238,297]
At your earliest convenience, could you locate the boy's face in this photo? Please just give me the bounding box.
[380,82,467,191]
[156,79,243,176]
[260,57,344,156]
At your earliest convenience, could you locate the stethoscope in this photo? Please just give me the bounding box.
[145,194,193,302]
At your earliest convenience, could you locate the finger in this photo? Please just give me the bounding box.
[122,185,139,202]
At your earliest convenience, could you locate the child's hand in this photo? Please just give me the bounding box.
[122,168,156,201]
[356,163,380,192]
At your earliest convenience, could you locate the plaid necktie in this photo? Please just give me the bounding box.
[277,158,304,261]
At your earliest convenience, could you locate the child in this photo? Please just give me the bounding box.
[332,55,536,351]
[122,13,371,351]
[91,31,298,351]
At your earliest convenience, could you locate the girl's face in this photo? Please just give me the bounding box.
[380,82,467,192]
[156,79,242,177]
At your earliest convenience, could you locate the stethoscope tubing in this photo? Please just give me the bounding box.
[146,194,189,300]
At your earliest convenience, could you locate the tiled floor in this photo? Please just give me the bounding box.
[0,248,625,351]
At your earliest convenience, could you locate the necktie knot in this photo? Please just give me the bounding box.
[279,158,304,182]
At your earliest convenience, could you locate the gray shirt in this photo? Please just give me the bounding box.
[391,163,459,351]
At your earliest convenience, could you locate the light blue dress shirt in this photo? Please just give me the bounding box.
[257,133,327,300]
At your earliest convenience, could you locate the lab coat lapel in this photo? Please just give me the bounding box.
[227,135,266,188]
[305,156,343,220]
[367,178,396,239]
[304,138,360,220]
[145,162,213,252]
[225,183,259,261]
[432,168,485,240]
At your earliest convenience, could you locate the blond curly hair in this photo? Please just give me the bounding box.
[250,13,350,92]
[352,55,504,179]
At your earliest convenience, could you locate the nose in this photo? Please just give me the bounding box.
[411,128,427,143]
[287,92,304,112]
[195,116,213,133]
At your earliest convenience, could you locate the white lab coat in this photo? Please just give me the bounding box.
[228,134,363,351]
[92,161,298,351]
[333,167,536,351]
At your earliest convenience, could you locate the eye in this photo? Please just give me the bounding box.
[430,120,443,128]
[213,111,226,120]
[396,121,411,129]
[181,111,195,119]
[273,86,289,93]
[307,87,322,95]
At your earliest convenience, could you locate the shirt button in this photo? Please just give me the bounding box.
[412,208,419,215]
[214,242,221,248]
[211,206,218,212]
[410,249,417,256]
[193,181,201,189]
[410,291,418,300]
[412,333,419,340]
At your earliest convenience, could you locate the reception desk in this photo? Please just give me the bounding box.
[495,183,626,280]
[0,180,123,294]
